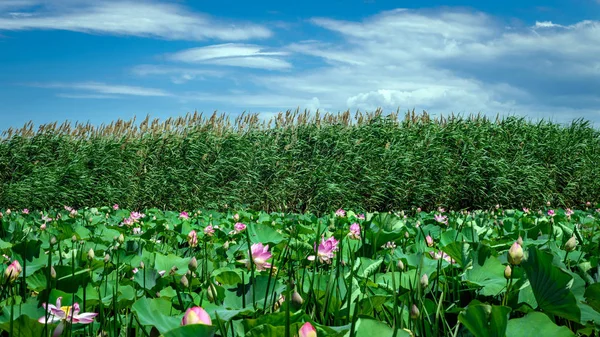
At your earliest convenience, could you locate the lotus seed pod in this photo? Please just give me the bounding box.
[410,304,420,319]
[504,265,512,280]
[565,235,577,252]
[508,242,524,265]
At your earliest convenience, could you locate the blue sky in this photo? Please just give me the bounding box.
[1,0,599,129]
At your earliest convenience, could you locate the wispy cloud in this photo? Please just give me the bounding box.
[0,1,271,41]
[30,82,171,97]
[56,93,121,99]
[131,65,224,84]
[168,43,291,70]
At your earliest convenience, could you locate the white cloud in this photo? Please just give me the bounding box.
[31,82,171,97]
[168,43,291,70]
[206,8,599,123]
[131,65,224,84]
[0,1,271,40]
[56,93,120,99]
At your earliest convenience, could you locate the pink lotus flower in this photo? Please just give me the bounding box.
[425,235,434,247]
[182,306,212,326]
[429,251,456,264]
[565,208,574,217]
[547,209,555,217]
[434,214,448,225]
[40,223,47,231]
[179,211,189,220]
[121,217,134,227]
[308,236,339,264]
[335,209,346,217]
[38,297,98,337]
[113,204,119,210]
[586,201,591,207]
[130,211,144,221]
[22,208,29,214]
[437,207,445,213]
[204,225,215,236]
[241,243,273,271]
[234,222,246,233]
[348,223,361,240]
[188,230,198,247]
[132,227,141,235]
[299,322,317,337]
[357,213,365,220]
[4,259,22,283]
[522,207,529,213]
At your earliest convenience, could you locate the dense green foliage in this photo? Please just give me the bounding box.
[0,206,598,336]
[1,110,599,212]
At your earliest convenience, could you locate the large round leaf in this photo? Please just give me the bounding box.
[521,247,580,322]
[505,312,574,337]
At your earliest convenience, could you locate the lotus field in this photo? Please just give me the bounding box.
[0,205,599,337]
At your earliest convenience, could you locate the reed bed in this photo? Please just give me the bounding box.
[1,109,598,213]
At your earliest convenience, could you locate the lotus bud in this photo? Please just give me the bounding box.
[410,304,420,319]
[50,236,57,245]
[170,265,178,276]
[50,265,57,279]
[207,283,217,302]
[72,235,77,242]
[516,236,523,246]
[292,290,304,306]
[180,275,189,288]
[181,306,212,326]
[118,233,124,244]
[273,294,285,311]
[397,259,405,271]
[420,274,429,289]
[564,235,577,252]
[508,242,524,265]
[87,248,95,260]
[189,257,198,271]
[425,235,434,247]
[104,254,110,263]
[299,322,317,337]
[404,231,410,239]
[223,241,230,250]
[4,260,22,283]
[139,261,145,269]
[504,265,512,279]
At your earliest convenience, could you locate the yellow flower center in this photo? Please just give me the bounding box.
[60,306,72,318]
